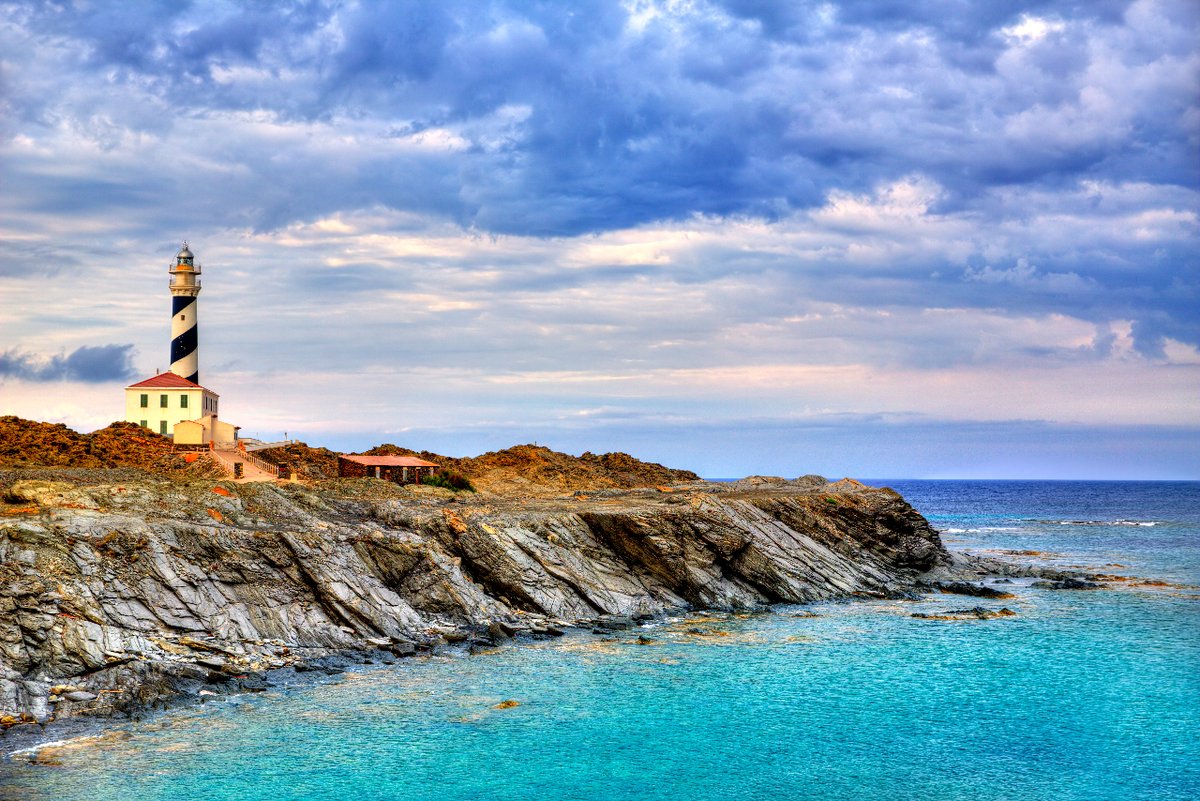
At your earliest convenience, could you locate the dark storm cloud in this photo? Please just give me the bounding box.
[0,345,137,383]
[10,0,1195,232]
[1,1,1197,358]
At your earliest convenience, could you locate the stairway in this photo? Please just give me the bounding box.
[207,448,281,482]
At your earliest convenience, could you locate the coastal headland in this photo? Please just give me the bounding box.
[0,415,1031,737]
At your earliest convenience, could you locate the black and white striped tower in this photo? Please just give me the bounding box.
[168,242,202,384]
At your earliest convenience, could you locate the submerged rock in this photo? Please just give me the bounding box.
[912,607,1017,621]
[1032,578,1104,590]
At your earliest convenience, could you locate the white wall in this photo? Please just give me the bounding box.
[124,387,217,437]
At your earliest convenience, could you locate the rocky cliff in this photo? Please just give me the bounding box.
[0,471,946,728]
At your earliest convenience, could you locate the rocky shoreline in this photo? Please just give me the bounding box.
[0,470,1090,754]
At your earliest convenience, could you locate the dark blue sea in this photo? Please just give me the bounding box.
[3,480,1198,800]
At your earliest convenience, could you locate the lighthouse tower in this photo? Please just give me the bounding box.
[124,241,242,449]
[168,242,201,384]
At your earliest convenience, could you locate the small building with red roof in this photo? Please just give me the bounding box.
[337,454,440,484]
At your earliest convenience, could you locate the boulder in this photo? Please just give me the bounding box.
[488,620,518,639]
[934,581,1016,599]
[594,615,633,631]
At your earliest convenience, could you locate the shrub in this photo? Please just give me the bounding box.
[422,470,475,492]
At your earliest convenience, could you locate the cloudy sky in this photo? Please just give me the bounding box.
[1,0,1197,479]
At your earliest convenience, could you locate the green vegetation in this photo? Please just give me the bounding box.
[422,470,476,492]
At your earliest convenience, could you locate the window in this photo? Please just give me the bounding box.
[160,394,168,408]
[160,421,168,435]
[180,395,188,409]
[140,420,147,428]
[140,394,148,408]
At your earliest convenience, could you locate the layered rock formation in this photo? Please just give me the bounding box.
[0,471,946,726]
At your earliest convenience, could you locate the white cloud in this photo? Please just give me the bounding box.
[964,258,1095,293]
[1001,15,1067,44]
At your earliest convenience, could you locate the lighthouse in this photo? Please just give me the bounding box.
[124,241,243,449]
[169,242,201,384]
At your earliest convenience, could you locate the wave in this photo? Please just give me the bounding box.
[1040,520,1159,527]
[940,527,1020,534]
[7,737,75,759]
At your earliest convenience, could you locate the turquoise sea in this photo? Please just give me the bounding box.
[2,480,1198,801]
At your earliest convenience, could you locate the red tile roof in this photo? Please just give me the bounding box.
[339,454,440,468]
[126,373,207,390]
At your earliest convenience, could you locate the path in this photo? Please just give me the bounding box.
[207,448,281,482]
